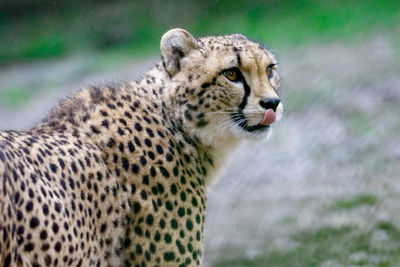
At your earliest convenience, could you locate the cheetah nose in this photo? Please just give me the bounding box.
[259,98,280,112]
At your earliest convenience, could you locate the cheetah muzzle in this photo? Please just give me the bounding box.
[0,28,283,266]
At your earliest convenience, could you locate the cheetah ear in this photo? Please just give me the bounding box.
[160,28,198,77]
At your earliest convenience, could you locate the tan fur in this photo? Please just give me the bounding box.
[0,29,282,266]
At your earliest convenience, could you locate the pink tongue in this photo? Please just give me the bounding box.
[260,109,276,126]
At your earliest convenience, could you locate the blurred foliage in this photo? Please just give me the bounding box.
[215,222,400,267]
[332,194,381,210]
[0,87,34,107]
[0,0,399,65]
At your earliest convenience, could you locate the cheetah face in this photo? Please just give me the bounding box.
[161,29,283,144]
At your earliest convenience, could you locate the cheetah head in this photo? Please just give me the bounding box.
[161,28,283,146]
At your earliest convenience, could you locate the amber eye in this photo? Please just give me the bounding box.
[266,64,276,80]
[223,68,241,82]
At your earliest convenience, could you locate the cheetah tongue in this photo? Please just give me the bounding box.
[259,109,276,126]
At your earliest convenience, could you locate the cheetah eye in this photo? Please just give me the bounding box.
[223,67,242,82]
[266,64,276,80]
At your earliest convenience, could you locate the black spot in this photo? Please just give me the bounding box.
[52,223,59,233]
[54,202,61,213]
[170,184,177,195]
[41,243,50,251]
[197,120,209,128]
[157,183,164,194]
[184,154,191,163]
[186,219,193,230]
[159,167,170,178]
[163,252,175,261]
[54,242,62,252]
[144,138,152,147]
[136,244,143,254]
[171,219,178,229]
[142,175,149,185]
[90,125,100,134]
[106,139,115,149]
[71,162,78,173]
[201,83,211,88]
[123,237,131,248]
[173,166,179,176]
[133,202,141,213]
[128,141,135,152]
[25,201,34,212]
[101,119,109,128]
[117,127,125,136]
[191,197,198,207]
[140,156,147,166]
[180,192,186,201]
[146,128,154,137]
[134,136,141,147]
[164,233,172,243]
[122,157,129,171]
[134,226,143,236]
[29,217,40,228]
[140,190,148,200]
[40,230,47,240]
[156,145,163,155]
[4,254,11,267]
[159,219,166,229]
[178,207,185,217]
[119,143,125,153]
[135,123,143,131]
[50,163,57,173]
[165,201,173,211]
[165,153,173,162]
[196,230,201,241]
[42,204,49,215]
[24,242,34,251]
[131,164,139,174]
[176,240,186,255]
[58,158,65,169]
[107,103,116,109]
[148,151,155,160]
[146,214,154,226]
[154,232,161,242]
[124,111,132,118]
[150,167,156,177]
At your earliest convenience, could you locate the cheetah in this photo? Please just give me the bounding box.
[0,28,283,266]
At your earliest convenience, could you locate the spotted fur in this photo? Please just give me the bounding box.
[0,29,283,266]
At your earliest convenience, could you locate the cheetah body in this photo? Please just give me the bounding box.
[0,29,282,266]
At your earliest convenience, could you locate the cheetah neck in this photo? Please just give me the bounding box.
[135,64,243,186]
[34,62,241,187]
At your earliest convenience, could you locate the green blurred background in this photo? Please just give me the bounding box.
[1,0,399,64]
[1,1,400,266]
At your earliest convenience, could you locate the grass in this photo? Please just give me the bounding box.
[214,222,400,267]
[332,194,381,210]
[0,0,399,65]
[346,108,373,136]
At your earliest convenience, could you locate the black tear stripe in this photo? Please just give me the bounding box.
[238,76,251,110]
[232,76,269,132]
